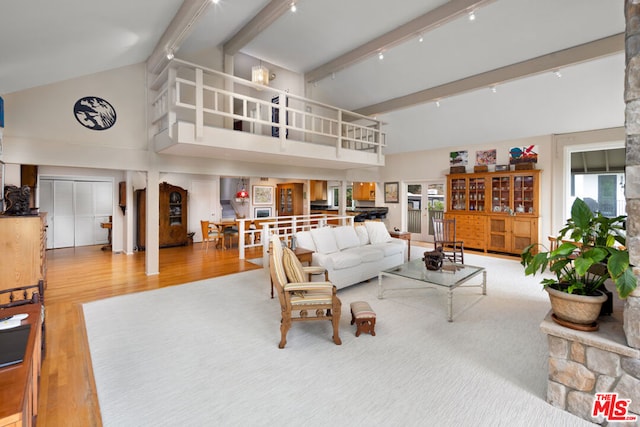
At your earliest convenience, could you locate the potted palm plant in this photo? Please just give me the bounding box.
[521,198,636,329]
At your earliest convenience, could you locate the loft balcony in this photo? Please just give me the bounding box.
[150,59,386,169]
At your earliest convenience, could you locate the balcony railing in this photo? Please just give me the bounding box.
[150,59,386,163]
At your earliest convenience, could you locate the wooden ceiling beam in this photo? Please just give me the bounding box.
[223,0,291,55]
[355,33,624,117]
[304,0,496,84]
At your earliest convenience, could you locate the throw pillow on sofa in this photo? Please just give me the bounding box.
[310,227,340,254]
[333,226,360,250]
[355,225,370,245]
[364,221,392,244]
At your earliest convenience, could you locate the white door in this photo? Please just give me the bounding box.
[407,181,445,242]
[190,180,219,242]
[53,181,75,248]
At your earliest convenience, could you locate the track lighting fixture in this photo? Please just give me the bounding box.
[490,85,497,93]
[378,52,384,60]
[468,10,476,21]
[554,70,562,78]
[418,34,424,43]
[290,1,296,12]
[166,50,174,60]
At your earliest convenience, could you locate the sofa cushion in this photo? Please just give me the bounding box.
[326,251,362,270]
[282,247,306,283]
[365,221,392,244]
[355,225,370,246]
[310,227,340,254]
[333,226,361,250]
[295,231,316,252]
[343,246,384,263]
[371,241,405,257]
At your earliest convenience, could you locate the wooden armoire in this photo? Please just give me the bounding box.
[136,182,188,249]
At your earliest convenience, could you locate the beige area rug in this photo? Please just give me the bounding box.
[83,252,594,427]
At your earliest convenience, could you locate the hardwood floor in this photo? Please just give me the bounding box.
[37,243,263,427]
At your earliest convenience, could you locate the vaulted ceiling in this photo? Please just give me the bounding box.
[0,0,625,155]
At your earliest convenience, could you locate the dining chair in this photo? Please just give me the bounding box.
[200,220,222,253]
[432,217,464,264]
[223,219,240,248]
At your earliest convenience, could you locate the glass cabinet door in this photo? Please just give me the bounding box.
[468,177,486,212]
[169,191,182,225]
[513,174,535,214]
[491,176,510,213]
[450,178,466,211]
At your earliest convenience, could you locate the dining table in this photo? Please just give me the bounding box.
[208,220,238,249]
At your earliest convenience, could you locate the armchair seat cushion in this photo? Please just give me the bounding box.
[290,291,334,305]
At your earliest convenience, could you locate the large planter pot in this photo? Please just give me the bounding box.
[545,286,608,328]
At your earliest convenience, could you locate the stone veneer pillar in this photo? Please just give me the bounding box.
[537,3,640,424]
[626,0,640,349]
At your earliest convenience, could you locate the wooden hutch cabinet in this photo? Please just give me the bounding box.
[136,182,188,249]
[445,169,540,255]
[276,183,303,216]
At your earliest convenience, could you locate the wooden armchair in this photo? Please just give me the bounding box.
[268,235,341,349]
[432,217,464,264]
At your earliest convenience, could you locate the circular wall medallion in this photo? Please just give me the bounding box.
[73,96,116,130]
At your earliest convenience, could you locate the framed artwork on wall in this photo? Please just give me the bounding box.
[254,207,272,218]
[252,185,273,205]
[384,182,399,203]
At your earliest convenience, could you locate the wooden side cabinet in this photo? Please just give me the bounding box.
[136,183,189,250]
[0,214,47,292]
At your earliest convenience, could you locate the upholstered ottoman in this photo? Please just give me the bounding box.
[350,301,376,337]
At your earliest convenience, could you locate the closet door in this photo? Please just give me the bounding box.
[74,182,95,246]
[53,181,75,248]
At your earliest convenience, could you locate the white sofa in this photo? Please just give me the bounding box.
[294,221,407,289]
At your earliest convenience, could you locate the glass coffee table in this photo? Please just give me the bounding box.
[378,258,486,322]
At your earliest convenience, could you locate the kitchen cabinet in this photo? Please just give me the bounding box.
[445,169,540,255]
[309,180,327,202]
[277,183,303,216]
[353,182,376,201]
[136,182,189,249]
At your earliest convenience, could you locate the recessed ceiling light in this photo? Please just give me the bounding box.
[290,1,296,12]
[378,52,384,60]
[468,10,476,21]
[418,34,424,43]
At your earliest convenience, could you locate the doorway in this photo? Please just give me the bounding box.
[406,181,445,242]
